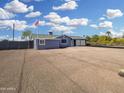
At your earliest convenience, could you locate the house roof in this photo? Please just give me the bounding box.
[56,35,71,39]
[32,34,57,39]
[70,36,86,40]
[56,35,86,40]
[32,34,86,40]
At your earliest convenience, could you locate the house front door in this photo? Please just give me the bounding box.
[74,40,76,46]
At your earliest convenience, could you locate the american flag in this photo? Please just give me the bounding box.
[34,20,40,26]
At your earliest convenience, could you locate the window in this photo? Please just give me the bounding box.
[39,40,45,45]
[61,39,67,43]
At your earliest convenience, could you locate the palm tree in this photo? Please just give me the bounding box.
[22,30,32,40]
[22,30,32,49]
[106,31,111,37]
[106,31,111,41]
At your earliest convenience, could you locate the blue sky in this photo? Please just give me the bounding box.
[0,0,124,40]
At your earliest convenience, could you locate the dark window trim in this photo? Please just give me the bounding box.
[61,39,67,43]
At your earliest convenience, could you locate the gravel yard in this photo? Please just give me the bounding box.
[0,47,124,93]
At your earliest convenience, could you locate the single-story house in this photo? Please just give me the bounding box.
[34,35,86,49]
[56,35,86,48]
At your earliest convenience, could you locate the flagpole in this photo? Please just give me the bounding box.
[37,29,39,39]
[34,20,40,39]
[12,23,15,41]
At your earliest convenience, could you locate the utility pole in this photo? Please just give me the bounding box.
[37,29,39,39]
[13,23,15,41]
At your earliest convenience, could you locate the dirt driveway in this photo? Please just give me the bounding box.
[0,47,124,93]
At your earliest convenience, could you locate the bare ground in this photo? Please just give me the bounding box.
[0,47,124,93]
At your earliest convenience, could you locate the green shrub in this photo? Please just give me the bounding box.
[88,35,124,46]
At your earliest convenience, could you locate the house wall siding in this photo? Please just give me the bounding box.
[34,39,60,49]
[56,36,72,48]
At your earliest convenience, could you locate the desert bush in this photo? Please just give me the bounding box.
[88,35,124,46]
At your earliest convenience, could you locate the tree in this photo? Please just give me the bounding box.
[90,35,99,42]
[89,35,99,45]
[106,31,111,37]
[97,36,110,45]
[106,31,112,41]
[22,30,32,40]
[86,35,91,41]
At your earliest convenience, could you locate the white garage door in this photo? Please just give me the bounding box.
[76,40,81,46]
[80,40,86,46]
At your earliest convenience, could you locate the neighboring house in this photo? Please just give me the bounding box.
[34,35,86,49]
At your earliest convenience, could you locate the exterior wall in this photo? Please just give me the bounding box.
[71,39,86,46]
[56,36,72,48]
[45,39,60,49]
[71,40,74,46]
[56,35,86,47]
[34,39,60,49]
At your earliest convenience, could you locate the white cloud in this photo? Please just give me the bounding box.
[106,9,123,19]
[99,21,112,28]
[53,1,78,10]
[44,12,70,24]
[44,12,88,26]
[25,11,42,18]
[90,21,112,29]
[38,21,46,26]
[99,17,105,21]
[4,0,34,13]
[50,25,76,33]
[34,0,43,2]
[28,6,34,12]
[45,22,57,27]
[51,16,70,24]
[21,0,43,2]
[100,29,124,38]
[111,31,124,38]
[66,18,88,26]
[90,24,98,29]
[0,35,24,41]
[64,30,74,34]
[65,0,78,2]
[44,12,88,34]
[0,20,34,31]
[0,8,15,19]
[44,12,61,21]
